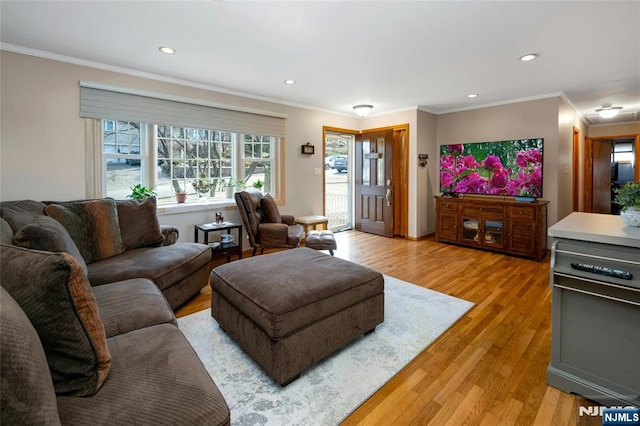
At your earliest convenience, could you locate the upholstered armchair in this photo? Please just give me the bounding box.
[234,189,304,256]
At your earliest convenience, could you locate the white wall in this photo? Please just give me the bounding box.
[436,97,563,228]
[588,122,640,138]
[0,51,362,243]
[5,51,621,244]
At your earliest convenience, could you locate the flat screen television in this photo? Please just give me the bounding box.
[439,138,543,198]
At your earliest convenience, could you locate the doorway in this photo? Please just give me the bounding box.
[584,134,640,214]
[323,129,354,231]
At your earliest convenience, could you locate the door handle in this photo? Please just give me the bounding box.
[385,188,392,206]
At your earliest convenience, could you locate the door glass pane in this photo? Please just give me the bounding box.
[362,140,370,186]
[377,137,385,186]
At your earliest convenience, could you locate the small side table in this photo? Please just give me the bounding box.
[294,215,329,234]
[194,222,243,263]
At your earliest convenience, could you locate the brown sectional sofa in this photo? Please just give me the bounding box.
[0,197,230,424]
[0,197,210,309]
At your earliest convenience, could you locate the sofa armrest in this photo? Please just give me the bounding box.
[258,222,289,246]
[281,215,295,226]
[160,225,179,246]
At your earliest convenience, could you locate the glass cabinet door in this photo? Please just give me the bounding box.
[461,217,480,243]
[461,216,504,248]
[483,219,504,248]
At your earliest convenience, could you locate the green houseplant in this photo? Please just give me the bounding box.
[172,180,187,203]
[192,173,213,199]
[129,184,156,200]
[614,181,640,226]
[220,178,244,198]
[252,179,264,192]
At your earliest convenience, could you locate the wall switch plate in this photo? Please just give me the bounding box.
[313,167,321,176]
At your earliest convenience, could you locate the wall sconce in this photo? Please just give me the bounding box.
[418,154,428,168]
[301,142,315,155]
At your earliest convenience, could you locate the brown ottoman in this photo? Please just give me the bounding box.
[305,230,337,255]
[209,247,384,385]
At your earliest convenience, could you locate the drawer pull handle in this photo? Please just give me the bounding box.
[553,283,640,307]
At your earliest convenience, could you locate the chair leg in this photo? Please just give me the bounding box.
[329,250,334,256]
[252,247,257,256]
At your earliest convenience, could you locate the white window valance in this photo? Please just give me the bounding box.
[79,81,286,137]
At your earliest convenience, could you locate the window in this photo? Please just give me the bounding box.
[243,134,275,192]
[99,120,279,201]
[102,120,147,199]
[156,126,234,198]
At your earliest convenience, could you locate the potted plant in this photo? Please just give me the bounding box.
[172,180,187,204]
[252,179,264,192]
[220,178,243,199]
[192,173,213,200]
[129,184,156,200]
[614,181,640,226]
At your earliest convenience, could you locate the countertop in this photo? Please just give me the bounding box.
[548,212,640,248]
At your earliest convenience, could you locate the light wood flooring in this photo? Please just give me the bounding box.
[175,230,601,425]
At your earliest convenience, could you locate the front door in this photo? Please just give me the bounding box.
[592,139,612,213]
[355,129,393,236]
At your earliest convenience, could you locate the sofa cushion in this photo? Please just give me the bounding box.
[260,193,282,223]
[13,215,88,276]
[45,198,125,263]
[116,197,164,250]
[235,189,263,236]
[0,245,111,396]
[0,199,47,233]
[0,287,61,425]
[86,243,210,292]
[56,324,231,426]
[92,278,177,338]
[1,217,13,245]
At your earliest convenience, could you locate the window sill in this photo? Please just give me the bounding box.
[156,198,237,216]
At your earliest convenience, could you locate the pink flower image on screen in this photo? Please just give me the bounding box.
[439,140,543,197]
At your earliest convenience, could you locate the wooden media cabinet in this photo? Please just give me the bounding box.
[435,196,549,260]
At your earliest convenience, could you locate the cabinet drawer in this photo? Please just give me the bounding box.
[552,239,640,290]
[437,200,458,212]
[509,205,535,220]
[462,205,504,217]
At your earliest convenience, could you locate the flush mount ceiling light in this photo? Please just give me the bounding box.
[284,79,296,85]
[353,104,373,117]
[468,94,478,98]
[159,46,176,55]
[519,53,537,62]
[595,104,623,119]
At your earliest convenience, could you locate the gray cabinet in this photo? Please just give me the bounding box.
[548,235,640,406]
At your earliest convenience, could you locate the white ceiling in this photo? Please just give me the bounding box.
[1,1,639,125]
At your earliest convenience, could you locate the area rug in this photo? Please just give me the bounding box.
[179,276,474,425]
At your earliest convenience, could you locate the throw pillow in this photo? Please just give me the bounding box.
[0,287,60,424]
[116,197,164,250]
[260,194,282,223]
[0,244,111,396]
[13,215,88,276]
[0,217,13,245]
[44,198,124,263]
[0,200,47,232]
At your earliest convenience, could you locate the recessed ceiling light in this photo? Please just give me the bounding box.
[468,94,478,98]
[284,79,296,85]
[159,46,176,55]
[519,53,537,62]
